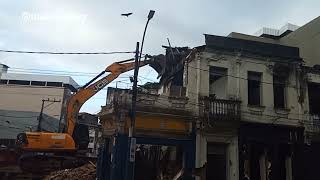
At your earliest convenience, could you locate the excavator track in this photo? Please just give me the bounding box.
[18,152,89,173]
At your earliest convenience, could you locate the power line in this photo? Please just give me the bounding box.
[8,67,103,75]
[0,90,108,100]
[187,65,300,89]
[0,79,132,88]
[133,95,315,125]
[5,68,157,81]
[112,90,315,124]
[0,49,135,55]
[0,124,26,130]
[0,114,38,118]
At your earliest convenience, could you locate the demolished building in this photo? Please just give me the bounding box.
[98,16,320,180]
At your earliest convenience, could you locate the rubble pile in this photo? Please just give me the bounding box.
[44,163,96,180]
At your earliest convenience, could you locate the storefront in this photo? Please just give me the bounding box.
[239,123,304,180]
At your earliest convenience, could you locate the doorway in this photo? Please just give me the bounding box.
[207,143,227,180]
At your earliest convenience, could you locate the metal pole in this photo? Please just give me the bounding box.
[37,99,46,131]
[138,19,150,63]
[130,10,154,137]
[38,98,61,132]
[130,42,140,138]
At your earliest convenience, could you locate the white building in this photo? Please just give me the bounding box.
[0,63,79,146]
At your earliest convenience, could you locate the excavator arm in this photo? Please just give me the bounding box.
[16,57,151,152]
[15,57,154,173]
[66,58,150,135]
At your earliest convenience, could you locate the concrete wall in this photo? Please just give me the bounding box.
[0,85,65,114]
[195,132,239,180]
[280,16,320,67]
[210,76,227,99]
[187,49,308,180]
[229,17,320,67]
[186,50,306,126]
[0,84,69,139]
[228,32,280,44]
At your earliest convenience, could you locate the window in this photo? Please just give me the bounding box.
[47,82,63,87]
[8,80,30,85]
[209,66,228,99]
[308,83,320,115]
[273,75,286,109]
[248,71,262,106]
[31,81,46,86]
[89,137,94,143]
[0,79,8,84]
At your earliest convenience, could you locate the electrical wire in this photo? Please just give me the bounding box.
[109,90,316,126]
[0,124,26,130]
[0,49,135,55]
[0,65,313,125]
[0,80,132,89]
[0,80,312,122]
[187,65,299,89]
[0,90,108,100]
[0,114,38,118]
[8,67,99,75]
[4,68,157,82]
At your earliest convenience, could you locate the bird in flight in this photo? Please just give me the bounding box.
[121,13,133,17]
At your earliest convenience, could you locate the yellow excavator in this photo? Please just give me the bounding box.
[15,57,152,172]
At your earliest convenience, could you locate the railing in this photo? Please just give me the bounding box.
[305,114,320,133]
[202,97,241,121]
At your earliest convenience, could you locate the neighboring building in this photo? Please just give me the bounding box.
[229,16,320,67]
[0,63,79,146]
[229,16,320,180]
[78,112,101,157]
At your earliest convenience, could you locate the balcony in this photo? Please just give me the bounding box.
[202,97,241,121]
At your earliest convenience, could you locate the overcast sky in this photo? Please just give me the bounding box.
[0,0,319,113]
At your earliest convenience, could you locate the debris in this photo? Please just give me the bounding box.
[44,163,96,180]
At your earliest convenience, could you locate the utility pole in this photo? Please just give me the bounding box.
[129,42,140,138]
[124,10,155,180]
[37,98,61,131]
[130,10,155,138]
[124,42,139,180]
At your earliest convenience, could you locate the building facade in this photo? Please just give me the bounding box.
[0,63,79,146]
[78,112,102,157]
[185,34,305,180]
[97,16,320,180]
[152,17,320,180]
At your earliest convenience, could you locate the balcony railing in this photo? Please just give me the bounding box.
[202,97,241,121]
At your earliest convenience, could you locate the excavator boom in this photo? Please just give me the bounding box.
[16,57,151,153]
[66,58,150,136]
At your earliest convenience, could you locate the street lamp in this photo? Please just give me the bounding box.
[130,10,155,138]
[139,10,155,61]
[126,10,155,180]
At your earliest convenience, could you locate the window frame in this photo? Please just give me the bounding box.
[209,66,228,98]
[247,71,262,106]
[273,75,287,109]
